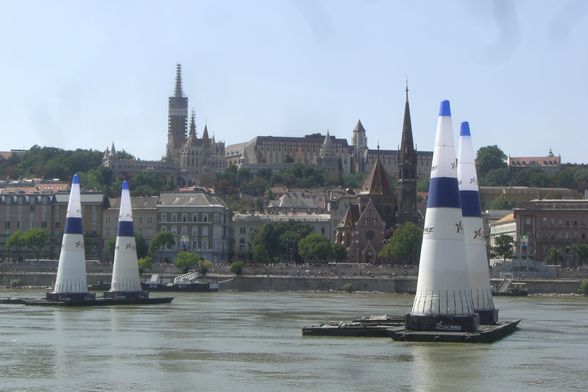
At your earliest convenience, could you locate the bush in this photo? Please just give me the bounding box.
[341,283,355,293]
[230,260,245,276]
[199,260,213,277]
[137,256,154,273]
[578,280,588,295]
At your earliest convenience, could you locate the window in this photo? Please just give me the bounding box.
[182,213,188,222]
[171,226,177,235]
[192,213,198,222]
[203,214,208,223]
[4,221,10,229]
[55,222,60,229]
[171,213,177,222]
[240,227,246,234]
[147,217,153,224]
[41,221,47,228]
[161,225,167,232]
[181,226,188,235]
[202,226,209,236]
[192,226,198,236]
[160,213,167,223]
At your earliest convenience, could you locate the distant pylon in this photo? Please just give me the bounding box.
[458,121,498,324]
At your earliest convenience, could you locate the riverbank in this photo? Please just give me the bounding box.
[1,271,584,294]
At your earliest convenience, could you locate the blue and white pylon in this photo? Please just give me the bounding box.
[48,174,94,301]
[107,181,144,297]
[406,100,478,332]
[457,121,498,324]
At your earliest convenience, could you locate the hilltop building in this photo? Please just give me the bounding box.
[508,150,561,173]
[103,64,226,186]
[226,133,352,176]
[225,93,432,182]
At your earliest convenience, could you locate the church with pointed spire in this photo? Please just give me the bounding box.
[333,86,422,262]
[103,64,226,186]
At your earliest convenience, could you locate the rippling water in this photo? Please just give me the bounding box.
[1,290,587,392]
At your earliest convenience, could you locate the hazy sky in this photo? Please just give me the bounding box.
[1,0,587,163]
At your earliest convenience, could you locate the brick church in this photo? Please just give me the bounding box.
[334,86,419,263]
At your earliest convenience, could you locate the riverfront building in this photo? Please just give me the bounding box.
[513,199,588,265]
[232,212,331,259]
[156,192,233,262]
[0,191,106,260]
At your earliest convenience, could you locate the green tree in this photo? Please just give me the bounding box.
[298,232,332,263]
[487,196,513,210]
[379,222,422,264]
[331,242,347,262]
[150,231,176,262]
[483,167,510,186]
[6,231,26,261]
[417,177,430,192]
[578,280,588,295]
[545,247,563,265]
[199,259,213,277]
[230,260,245,276]
[250,223,280,262]
[571,243,588,266]
[174,251,203,273]
[476,145,507,179]
[137,256,154,273]
[22,228,50,261]
[493,234,514,261]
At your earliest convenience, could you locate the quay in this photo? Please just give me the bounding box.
[0,296,173,307]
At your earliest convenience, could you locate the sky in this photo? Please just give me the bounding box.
[0,0,587,163]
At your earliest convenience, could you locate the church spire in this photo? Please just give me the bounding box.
[397,82,418,224]
[189,110,197,139]
[174,64,183,97]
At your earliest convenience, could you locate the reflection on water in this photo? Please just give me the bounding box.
[1,290,587,392]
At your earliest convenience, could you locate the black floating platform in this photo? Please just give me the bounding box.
[0,297,173,307]
[389,319,521,343]
[302,315,405,337]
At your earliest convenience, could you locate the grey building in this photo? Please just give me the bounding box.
[157,192,233,262]
[233,212,332,259]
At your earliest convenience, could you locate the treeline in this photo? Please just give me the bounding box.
[0,146,174,197]
[4,145,587,204]
[476,145,588,192]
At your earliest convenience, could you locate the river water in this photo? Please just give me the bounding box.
[1,290,587,392]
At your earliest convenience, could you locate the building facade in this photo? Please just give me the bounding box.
[102,196,159,250]
[156,192,233,262]
[232,212,331,259]
[513,199,588,265]
[0,191,106,260]
[226,133,352,175]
